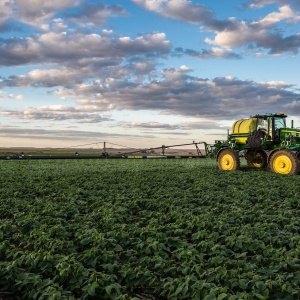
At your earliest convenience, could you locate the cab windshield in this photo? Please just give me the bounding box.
[274,117,286,129]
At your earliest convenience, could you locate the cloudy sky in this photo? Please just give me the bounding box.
[1,0,300,149]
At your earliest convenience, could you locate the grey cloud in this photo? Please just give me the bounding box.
[55,72,300,121]
[2,58,160,91]
[0,20,14,32]
[0,32,171,67]
[66,2,127,27]
[1,0,127,31]
[134,120,227,132]
[132,0,235,30]
[265,33,300,54]
[4,67,93,88]
[0,37,41,66]
[2,71,299,131]
[182,121,229,131]
[0,0,13,31]
[1,108,113,123]
[174,47,242,60]
[0,127,140,141]
[121,122,184,130]
[151,131,190,136]
[284,100,300,114]
[13,0,79,28]
[158,1,214,25]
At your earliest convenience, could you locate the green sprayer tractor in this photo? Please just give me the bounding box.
[209,112,300,175]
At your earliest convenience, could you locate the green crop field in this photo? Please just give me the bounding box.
[0,158,300,299]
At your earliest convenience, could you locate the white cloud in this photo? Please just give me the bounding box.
[205,20,262,49]
[179,65,192,71]
[205,5,300,53]
[253,5,300,27]
[258,80,294,88]
[132,0,215,24]
[50,18,68,32]
[246,0,289,8]
[0,91,23,101]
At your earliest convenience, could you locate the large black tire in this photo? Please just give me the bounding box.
[247,130,265,149]
[269,149,300,175]
[217,149,240,171]
[296,151,300,162]
[245,150,268,168]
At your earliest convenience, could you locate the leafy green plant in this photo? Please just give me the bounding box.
[0,159,299,299]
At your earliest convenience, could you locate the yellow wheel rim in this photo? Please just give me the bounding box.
[253,153,263,168]
[273,155,292,174]
[220,154,235,170]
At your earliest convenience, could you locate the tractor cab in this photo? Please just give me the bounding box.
[255,112,286,143]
